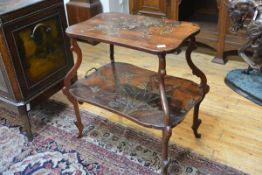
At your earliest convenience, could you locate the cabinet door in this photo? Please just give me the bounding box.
[3,5,73,101]
[130,0,168,18]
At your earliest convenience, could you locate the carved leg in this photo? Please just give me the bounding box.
[186,37,209,139]
[18,105,33,141]
[63,39,84,138]
[63,88,83,138]
[158,53,172,174]
[63,89,83,138]
[72,99,83,138]
[192,102,202,138]
[162,127,172,175]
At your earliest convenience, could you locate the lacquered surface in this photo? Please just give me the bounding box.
[66,12,200,54]
[69,62,203,128]
[14,17,67,85]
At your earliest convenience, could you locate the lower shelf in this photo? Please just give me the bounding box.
[69,62,203,129]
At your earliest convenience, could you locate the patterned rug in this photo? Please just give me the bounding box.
[0,100,247,175]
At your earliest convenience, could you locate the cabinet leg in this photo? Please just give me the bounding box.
[110,44,115,63]
[18,106,33,141]
[162,127,172,175]
[192,102,202,138]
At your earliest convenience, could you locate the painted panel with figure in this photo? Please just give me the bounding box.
[14,17,67,86]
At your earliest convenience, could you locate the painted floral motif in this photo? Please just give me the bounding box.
[91,15,180,37]
[91,70,178,116]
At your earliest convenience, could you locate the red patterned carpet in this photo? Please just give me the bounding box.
[0,101,247,174]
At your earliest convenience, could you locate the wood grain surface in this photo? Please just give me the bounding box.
[66,12,200,54]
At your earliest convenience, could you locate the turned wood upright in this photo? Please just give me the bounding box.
[64,12,209,175]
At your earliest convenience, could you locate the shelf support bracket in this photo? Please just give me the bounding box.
[63,38,84,138]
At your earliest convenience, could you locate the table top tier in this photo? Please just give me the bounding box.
[66,12,200,54]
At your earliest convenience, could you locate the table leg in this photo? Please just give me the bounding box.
[18,105,33,141]
[72,98,83,138]
[63,39,84,138]
[162,127,172,175]
[192,102,202,138]
[185,37,210,138]
[158,53,172,174]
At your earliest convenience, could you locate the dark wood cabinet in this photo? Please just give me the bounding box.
[129,0,180,19]
[129,0,246,64]
[130,0,167,17]
[66,0,102,26]
[0,0,74,140]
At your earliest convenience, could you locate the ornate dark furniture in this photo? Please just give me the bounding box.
[225,0,262,105]
[129,0,247,64]
[0,0,73,140]
[66,0,103,26]
[64,12,209,174]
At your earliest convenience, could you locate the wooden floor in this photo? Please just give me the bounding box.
[51,42,262,175]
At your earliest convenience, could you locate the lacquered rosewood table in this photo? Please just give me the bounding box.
[63,12,209,175]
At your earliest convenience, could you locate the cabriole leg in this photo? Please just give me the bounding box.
[63,87,83,138]
[158,53,172,175]
[185,37,209,138]
[63,38,84,138]
[72,98,83,138]
[162,127,172,175]
[192,102,202,138]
